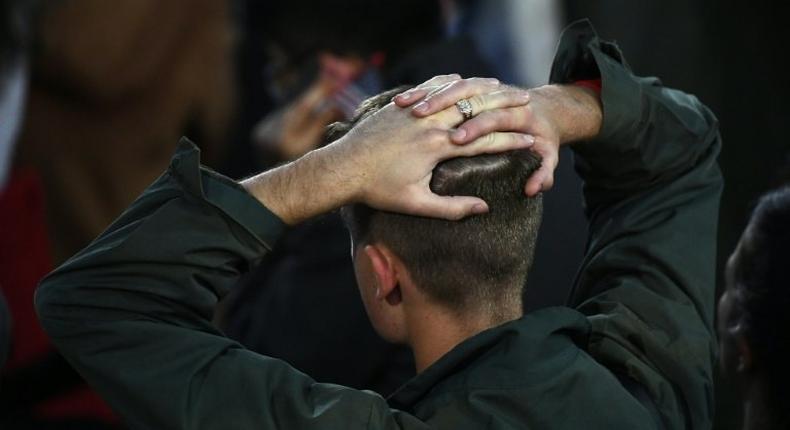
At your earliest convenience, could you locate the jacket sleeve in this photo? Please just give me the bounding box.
[552,21,722,430]
[35,139,429,430]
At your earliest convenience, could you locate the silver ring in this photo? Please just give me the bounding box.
[455,98,473,120]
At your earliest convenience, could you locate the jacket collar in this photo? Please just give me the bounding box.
[387,306,590,410]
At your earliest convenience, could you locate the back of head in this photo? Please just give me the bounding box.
[731,186,790,422]
[335,88,543,320]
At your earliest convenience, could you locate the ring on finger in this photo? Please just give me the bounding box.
[455,98,474,120]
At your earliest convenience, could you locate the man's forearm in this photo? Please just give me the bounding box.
[528,85,602,145]
[241,143,358,226]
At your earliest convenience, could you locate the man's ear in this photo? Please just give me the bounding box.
[363,244,402,306]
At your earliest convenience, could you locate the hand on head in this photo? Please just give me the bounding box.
[244,74,603,225]
[329,74,535,221]
[393,77,573,196]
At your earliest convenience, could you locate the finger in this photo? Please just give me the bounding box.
[451,107,527,143]
[417,74,463,88]
[411,77,501,117]
[410,192,490,221]
[449,132,535,158]
[425,100,467,128]
[393,74,462,107]
[524,147,558,196]
[396,81,455,109]
[427,91,529,132]
[466,89,530,120]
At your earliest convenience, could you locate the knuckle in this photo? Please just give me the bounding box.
[489,109,511,128]
[505,89,525,103]
[467,77,492,92]
[472,112,497,134]
[468,94,486,111]
[482,132,497,145]
[424,128,449,146]
[521,105,533,121]
[422,115,444,130]
[505,109,523,129]
[446,206,465,221]
[453,79,471,92]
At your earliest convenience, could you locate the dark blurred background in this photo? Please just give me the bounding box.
[0,1,786,429]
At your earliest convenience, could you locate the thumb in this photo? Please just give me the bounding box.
[411,193,490,221]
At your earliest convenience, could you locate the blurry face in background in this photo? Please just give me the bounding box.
[717,230,755,384]
[718,246,742,376]
[0,59,27,190]
[254,49,383,161]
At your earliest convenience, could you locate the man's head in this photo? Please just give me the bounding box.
[718,186,790,425]
[332,87,543,343]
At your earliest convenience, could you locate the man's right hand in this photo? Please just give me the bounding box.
[394,82,603,196]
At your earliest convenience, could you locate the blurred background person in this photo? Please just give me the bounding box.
[3,0,236,428]
[1,1,123,428]
[718,186,790,430]
[15,0,235,265]
[0,0,32,374]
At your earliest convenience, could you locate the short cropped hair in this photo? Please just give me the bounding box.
[333,87,543,318]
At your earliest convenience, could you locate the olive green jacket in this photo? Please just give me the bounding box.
[36,21,722,430]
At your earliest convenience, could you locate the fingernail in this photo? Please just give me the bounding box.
[524,135,535,145]
[399,93,411,100]
[521,92,530,102]
[452,128,467,140]
[472,203,489,214]
[487,78,500,85]
[414,102,428,113]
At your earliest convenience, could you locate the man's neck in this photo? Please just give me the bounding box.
[407,302,521,373]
